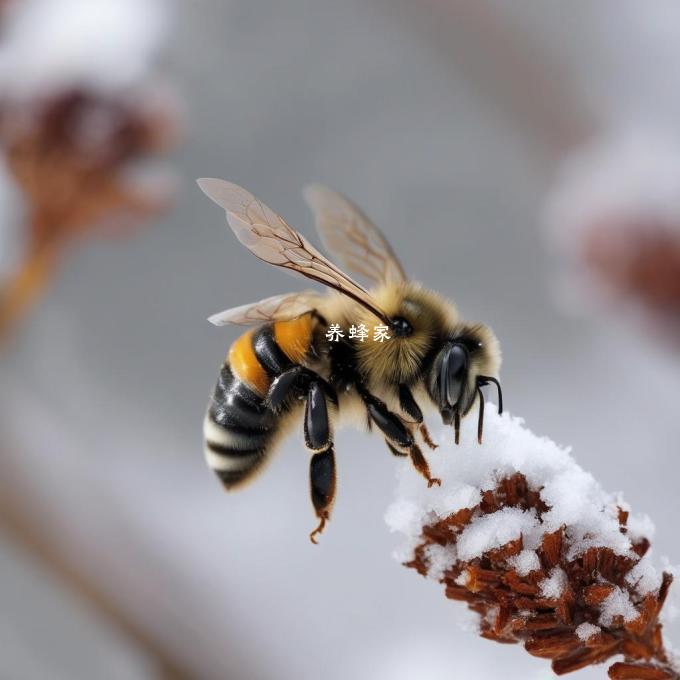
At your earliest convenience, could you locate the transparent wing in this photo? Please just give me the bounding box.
[197,178,391,324]
[303,183,406,286]
[208,290,323,326]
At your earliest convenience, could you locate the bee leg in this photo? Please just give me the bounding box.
[309,447,336,544]
[361,389,441,487]
[398,384,438,451]
[304,381,332,451]
[419,425,438,450]
[385,441,408,457]
[409,443,441,487]
[476,385,485,445]
[268,366,338,411]
[304,380,337,544]
[267,366,306,410]
[478,376,503,414]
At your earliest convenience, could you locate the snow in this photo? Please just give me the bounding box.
[599,586,638,626]
[575,622,601,642]
[423,544,457,582]
[386,407,663,591]
[0,0,169,99]
[627,512,657,543]
[626,553,664,596]
[508,550,541,576]
[456,507,537,563]
[539,568,567,600]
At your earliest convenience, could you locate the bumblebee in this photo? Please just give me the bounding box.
[198,179,502,543]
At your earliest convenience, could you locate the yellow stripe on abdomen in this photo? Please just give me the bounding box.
[274,315,313,363]
[228,329,271,396]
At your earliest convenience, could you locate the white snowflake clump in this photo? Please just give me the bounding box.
[575,622,601,642]
[539,567,568,600]
[599,586,639,627]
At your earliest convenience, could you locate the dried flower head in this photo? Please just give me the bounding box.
[0,0,179,336]
[386,409,678,678]
[1,87,176,247]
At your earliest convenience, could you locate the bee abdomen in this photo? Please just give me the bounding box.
[205,315,317,489]
[204,363,277,489]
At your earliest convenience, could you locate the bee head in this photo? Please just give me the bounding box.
[355,283,501,395]
[426,326,501,424]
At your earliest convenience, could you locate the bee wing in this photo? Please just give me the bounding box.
[303,184,406,286]
[208,290,323,326]
[197,178,391,324]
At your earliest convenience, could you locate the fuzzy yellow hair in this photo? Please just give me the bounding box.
[354,282,458,386]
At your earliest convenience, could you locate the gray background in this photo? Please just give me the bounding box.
[2,1,680,678]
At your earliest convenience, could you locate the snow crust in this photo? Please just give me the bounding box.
[385,407,665,617]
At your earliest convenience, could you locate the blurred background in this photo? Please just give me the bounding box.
[2,1,680,678]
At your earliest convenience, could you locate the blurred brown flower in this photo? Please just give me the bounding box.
[0,86,178,338]
[545,131,680,343]
[2,88,176,243]
[582,218,680,314]
[0,0,179,340]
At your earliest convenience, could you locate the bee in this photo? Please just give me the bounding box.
[198,179,503,543]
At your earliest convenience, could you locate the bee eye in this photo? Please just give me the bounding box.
[456,336,482,353]
[439,343,469,408]
[391,316,413,337]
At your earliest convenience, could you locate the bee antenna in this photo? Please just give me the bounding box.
[476,385,485,445]
[479,375,503,415]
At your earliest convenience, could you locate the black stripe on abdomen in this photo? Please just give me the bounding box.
[208,363,274,431]
[204,363,278,488]
[204,438,267,488]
